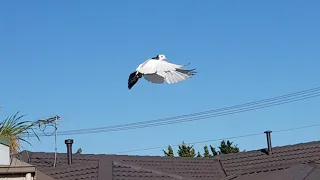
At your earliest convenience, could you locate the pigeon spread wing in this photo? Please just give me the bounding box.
[143,73,165,84]
[163,68,196,84]
[137,60,182,74]
[134,58,196,87]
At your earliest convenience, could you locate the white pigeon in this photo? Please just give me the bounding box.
[128,54,196,89]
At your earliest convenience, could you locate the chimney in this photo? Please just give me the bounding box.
[0,136,10,165]
[65,139,73,165]
[264,130,272,155]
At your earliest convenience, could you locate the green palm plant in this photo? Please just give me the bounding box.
[0,111,40,154]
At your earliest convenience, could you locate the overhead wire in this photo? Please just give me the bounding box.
[24,86,320,137]
[117,123,320,153]
[53,87,320,135]
[58,86,320,134]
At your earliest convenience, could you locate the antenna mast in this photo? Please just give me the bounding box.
[53,115,59,167]
[37,115,61,167]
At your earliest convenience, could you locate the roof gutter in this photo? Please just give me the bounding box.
[0,166,36,174]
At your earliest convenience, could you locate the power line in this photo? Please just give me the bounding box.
[35,87,320,136]
[57,88,320,135]
[25,86,320,137]
[117,133,264,154]
[59,86,320,134]
[57,89,320,134]
[117,124,320,153]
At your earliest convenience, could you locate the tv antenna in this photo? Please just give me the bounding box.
[37,115,61,167]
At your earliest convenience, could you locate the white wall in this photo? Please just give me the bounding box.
[0,177,26,180]
[0,143,10,165]
[0,173,34,180]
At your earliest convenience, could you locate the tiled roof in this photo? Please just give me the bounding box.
[16,140,320,180]
[305,164,320,180]
[18,152,99,168]
[39,162,99,180]
[113,161,193,180]
[221,162,320,180]
[216,141,320,176]
[17,151,225,180]
[117,155,225,180]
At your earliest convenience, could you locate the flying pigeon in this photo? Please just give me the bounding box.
[128,54,196,89]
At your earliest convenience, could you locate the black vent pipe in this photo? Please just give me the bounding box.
[264,130,272,155]
[65,139,73,165]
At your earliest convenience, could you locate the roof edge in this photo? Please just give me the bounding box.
[213,140,320,159]
[0,166,36,174]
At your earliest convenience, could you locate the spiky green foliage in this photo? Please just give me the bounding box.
[164,140,240,158]
[0,112,40,154]
[203,145,213,158]
[197,151,202,157]
[218,140,239,154]
[210,145,218,156]
[163,145,174,157]
[177,141,196,157]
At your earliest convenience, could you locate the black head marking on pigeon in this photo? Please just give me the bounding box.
[151,55,159,60]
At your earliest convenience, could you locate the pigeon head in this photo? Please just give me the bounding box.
[158,54,166,59]
[151,54,167,61]
[158,54,167,61]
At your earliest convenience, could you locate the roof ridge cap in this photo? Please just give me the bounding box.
[214,140,320,158]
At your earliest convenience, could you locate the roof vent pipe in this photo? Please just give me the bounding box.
[65,139,73,165]
[264,130,272,155]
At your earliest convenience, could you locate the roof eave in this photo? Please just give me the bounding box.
[0,166,36,174]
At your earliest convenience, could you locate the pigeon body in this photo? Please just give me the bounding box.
[128,54,196,89]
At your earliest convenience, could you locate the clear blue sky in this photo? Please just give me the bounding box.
[1,0,319,156]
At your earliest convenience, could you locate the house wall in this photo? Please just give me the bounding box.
[0,173,34,180]
[0,143,10,165]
